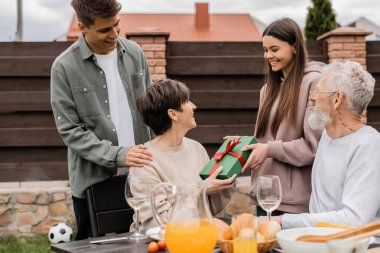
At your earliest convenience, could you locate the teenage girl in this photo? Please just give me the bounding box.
[242,18,325,215]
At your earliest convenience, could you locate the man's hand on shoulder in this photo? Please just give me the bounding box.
[125,144,153,167]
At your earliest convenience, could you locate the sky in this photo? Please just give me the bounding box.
[0,0,379,41]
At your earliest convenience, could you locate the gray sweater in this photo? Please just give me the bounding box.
[283,126,380,228]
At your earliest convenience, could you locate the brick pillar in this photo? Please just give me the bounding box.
[317,27,372,69]
[126,29,170,82]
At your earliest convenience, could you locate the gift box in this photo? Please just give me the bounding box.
[200,136,257,180]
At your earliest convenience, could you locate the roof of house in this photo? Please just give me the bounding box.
[347,16,380,41]
[251,16,267,35]
[66,13,262,42]
[347,16,378,27]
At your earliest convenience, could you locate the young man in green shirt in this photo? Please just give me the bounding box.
[51,0,153,240]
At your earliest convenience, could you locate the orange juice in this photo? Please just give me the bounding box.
[165,219,217,253]
[233,238,258,253]
[233,227,258,253]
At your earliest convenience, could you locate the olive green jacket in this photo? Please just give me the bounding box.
[50,34,152,198]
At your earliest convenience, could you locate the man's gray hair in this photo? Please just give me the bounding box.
[323,61,375,113]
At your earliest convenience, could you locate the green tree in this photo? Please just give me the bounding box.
[305,0,338,41]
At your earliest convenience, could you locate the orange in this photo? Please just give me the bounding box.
[157,240,166,250]
[147,241,159,253]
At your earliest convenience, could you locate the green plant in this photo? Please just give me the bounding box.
[304,0,338,41]
[0,235,53,253]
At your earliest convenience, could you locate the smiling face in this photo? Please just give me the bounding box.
[175,100,197,131]
[262,35,295,77]
[79,15,120,55]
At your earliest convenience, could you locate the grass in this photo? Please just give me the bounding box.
[0,235,53,253]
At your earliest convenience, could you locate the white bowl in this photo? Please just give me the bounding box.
[276,227,371,253]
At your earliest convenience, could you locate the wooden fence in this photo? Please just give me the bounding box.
[0,42,71,182]
[1,40,379,182]
[366,41,380,129]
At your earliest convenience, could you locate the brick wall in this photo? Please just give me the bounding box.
[126,29,170,82]
[318,27,372,68]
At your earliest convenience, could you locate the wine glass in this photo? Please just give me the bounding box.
[257,175,282,220]
[125,175,149,240]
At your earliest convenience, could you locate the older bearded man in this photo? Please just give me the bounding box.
[260,61,380,231]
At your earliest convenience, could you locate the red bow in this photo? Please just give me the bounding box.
[208,137,246,176]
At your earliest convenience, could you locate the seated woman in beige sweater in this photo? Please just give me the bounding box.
[129,78,235,230]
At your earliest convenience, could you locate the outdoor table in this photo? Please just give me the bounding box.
[51,232,380,253]
[51,232,223,253]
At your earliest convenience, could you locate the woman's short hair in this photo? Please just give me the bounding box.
[137,79,190,135]
[71,0,121,27]
[324,61,375,113]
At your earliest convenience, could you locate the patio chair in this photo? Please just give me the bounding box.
[86,175,134,237]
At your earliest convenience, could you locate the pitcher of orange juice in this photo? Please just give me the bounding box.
[150,182,217,253]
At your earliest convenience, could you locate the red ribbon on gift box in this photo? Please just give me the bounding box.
[208,137,246,176]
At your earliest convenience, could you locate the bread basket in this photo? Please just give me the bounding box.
[217,238,276,253]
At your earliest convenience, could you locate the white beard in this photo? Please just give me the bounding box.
[308,107,332,130]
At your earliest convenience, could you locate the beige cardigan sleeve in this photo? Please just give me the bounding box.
[129,164,173,230]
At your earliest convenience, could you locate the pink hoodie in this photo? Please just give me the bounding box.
[251,61,325,213]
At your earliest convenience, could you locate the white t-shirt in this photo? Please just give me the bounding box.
[94,49,135,148]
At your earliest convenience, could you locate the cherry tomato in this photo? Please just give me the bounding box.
[157,240,166,250]
[147,241,159,253]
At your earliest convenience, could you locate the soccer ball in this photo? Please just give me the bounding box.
[48,222,73,244]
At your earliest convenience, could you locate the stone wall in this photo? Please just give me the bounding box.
[0,187,74,237]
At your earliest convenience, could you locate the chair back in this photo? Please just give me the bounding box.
[86,175,134,237]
